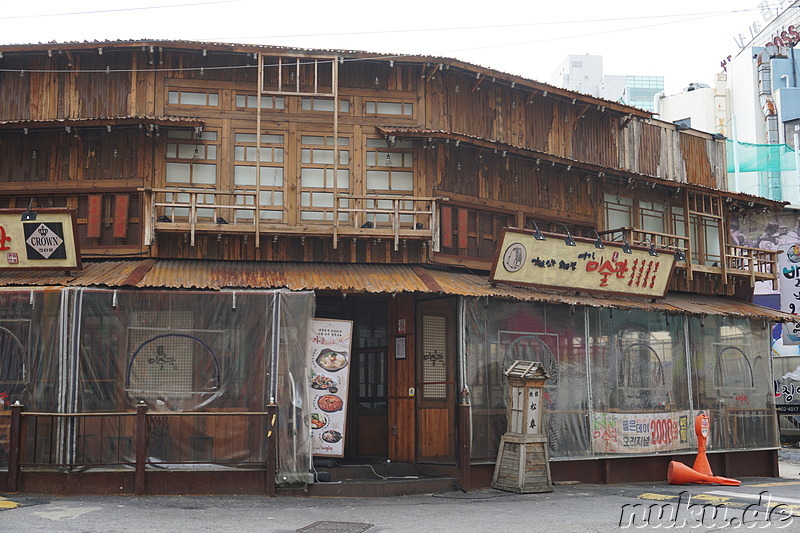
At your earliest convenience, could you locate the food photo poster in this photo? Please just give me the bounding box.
[308,318,353,457]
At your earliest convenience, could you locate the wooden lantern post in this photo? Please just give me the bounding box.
[491,360,552,493]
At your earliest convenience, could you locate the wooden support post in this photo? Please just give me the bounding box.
[134,401,148,495]
[7,402,23,492]
[265,403,277,497]
[458,401,471,491]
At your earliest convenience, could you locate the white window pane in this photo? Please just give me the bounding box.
[313,149,334,164]
[403,103,413,115]
[236,209,253,219]
[302,136,325,145]
[166,162,191,183]
[236,133,257,143]
[311,192,334,207]
[340,100,350,112]
[375,213,390,223]
[168,92,179,104]
[234,166,257,186]
[235,194,253,206]
[337,137,349,146]
[274,148,284,163]
[180,92,207,105]
[366,139,384,148]
[207,146,217,160]
[167,130,192,139]
[178,144,197,159]
[261,210,283,220]
[301,168,325,187]
[176,192,190,203]
[385,152,401,167]
[376,199,393,210]
[400,214,414,224]
[173,207,189,217]
[301,98,312,110]
[339,151,349,164]
[274,97,285,109]
[262,167,283,186]
[200,132,217,141]
[314,99,334,112]
[403,153,413,167]
[377,102,403,115]
[235,95,246,107]
[245,147,258,162]
[336,170,349,188]
[301,211,325,221]
[366,102,376,113]
[392,171,414,191]
[265,134,283,144]
[234,146,246,161]
[301,148,312,164]
[193,164,217,184]
[258,147,273,162]
[166,144,177,158]
[260,191,283,206]
[208,94,219,106]
[367,152,376,166]
[367,170,389,190]
[197,207,215,218]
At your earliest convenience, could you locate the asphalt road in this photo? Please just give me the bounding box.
[3,457,800,532]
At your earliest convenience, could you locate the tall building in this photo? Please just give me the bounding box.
[550,54,664,111]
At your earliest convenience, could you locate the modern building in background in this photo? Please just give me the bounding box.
[550,54,664,111]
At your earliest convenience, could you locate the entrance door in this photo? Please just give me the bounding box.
[416,298,457,463]
[315,295,389,459]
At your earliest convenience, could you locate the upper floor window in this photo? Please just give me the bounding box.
[301,97,350,113]
[164,129,219,220]
[365,138,414,192]
[235,94,285,110]
[167,90,219,107]
[365,101,413,116]
[233,132,285,222]
[299,135,350,222]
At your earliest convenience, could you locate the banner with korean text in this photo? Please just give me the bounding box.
[591,411,692,454]
[490,228,675,298]
[779,243,800,344]
[308,318,353,457]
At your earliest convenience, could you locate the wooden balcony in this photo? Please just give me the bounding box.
[602,227,777,287]
[145,188,443,251]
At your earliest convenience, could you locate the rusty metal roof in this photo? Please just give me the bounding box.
[377,127,783,209]
[0,259,789,320]
[0,115,202,130]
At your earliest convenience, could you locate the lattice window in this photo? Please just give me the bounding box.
[233,132,285,222]
[164,129,219,221]
[363,138,415,226]
[301,97,350,113]
[299,135,350,222]
[234,94,285,110]
[422,315,447,400]
[167,90,219,107]
[365,100,413,116]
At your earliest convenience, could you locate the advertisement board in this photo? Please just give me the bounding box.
[0,209,81,271]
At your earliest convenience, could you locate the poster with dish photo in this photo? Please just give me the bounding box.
[308,318,353,457]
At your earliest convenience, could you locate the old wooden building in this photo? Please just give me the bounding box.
[0,40,792,495]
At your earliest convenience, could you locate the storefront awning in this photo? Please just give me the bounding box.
[0,259,791,321]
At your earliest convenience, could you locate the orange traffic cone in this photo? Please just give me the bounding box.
[667,461,741,486]
[692,414,713,476]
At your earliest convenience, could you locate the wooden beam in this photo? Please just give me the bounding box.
[425,63,440,81]
[619,114,634,129]
[524,90,540,106]
[471,74,484,93]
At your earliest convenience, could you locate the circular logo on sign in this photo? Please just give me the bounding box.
[788,244,800,263]
[502,243,526,272]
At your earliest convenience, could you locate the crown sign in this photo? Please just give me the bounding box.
[26,223,64,259]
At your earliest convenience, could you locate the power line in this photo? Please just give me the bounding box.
[0,0,246,21]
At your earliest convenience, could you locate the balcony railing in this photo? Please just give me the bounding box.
[146,187,442,250]
[601,227,778,286]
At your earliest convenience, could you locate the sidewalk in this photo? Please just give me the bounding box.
[779,446,800,477]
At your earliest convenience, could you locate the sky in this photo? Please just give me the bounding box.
[0,0,786,95]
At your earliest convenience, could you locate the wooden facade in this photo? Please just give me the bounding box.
[0,41,787,493]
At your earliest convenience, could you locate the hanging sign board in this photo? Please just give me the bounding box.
[779,244,800,345]
[0,209,81,271]
[489,228,675,298]
[308,318,353,458]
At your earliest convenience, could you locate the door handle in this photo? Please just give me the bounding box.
[391,424,398,436]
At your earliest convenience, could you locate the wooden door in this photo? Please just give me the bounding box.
[416,298,457,464]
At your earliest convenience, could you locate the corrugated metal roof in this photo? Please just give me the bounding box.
[377,127,782,208]
[0,259,790,320]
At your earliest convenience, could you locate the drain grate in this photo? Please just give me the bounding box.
[296,521,374,533]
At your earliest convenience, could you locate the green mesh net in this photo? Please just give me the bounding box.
[726,139,797,172]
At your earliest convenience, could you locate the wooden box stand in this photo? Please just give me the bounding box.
[491,361,552,493]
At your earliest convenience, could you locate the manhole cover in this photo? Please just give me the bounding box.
[296,521,373,533]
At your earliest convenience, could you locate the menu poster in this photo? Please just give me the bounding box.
[308,318,353,457]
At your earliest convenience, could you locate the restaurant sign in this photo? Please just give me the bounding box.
[0,209,81,271]
[489,228,675,297]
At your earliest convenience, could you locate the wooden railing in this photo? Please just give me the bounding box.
[601,226,778,286]
[147,187,443,250]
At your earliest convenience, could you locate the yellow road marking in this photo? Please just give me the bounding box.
[0,500,21,509]
[691,494,732,504]
[638,493,678,501]
[749,481,800,488]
